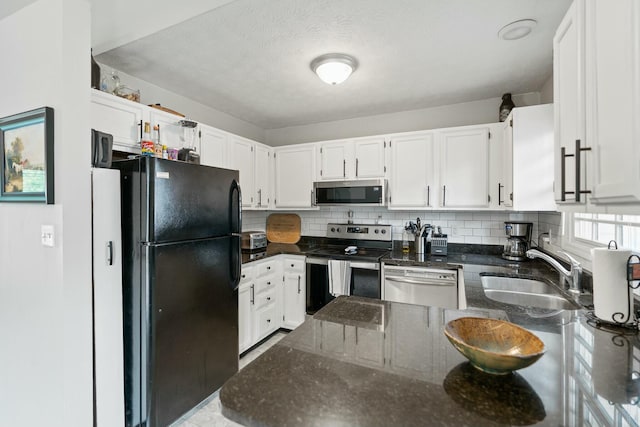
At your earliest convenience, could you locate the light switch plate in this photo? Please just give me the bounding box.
[41,225,54,247]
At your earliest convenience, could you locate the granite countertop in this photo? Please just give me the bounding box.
[221,296,640,426]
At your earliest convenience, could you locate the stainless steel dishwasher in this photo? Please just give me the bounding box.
[382,265,459,309]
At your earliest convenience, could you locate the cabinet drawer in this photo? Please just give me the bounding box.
[256,303,279,338]
[284,257,305,273]
[255,288,276,309]
[255,275,278,294]
[240,265,255,285]
[256,260,278,277]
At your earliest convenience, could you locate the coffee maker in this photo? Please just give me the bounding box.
[502,222,533,261]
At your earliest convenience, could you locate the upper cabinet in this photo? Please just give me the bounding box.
[148,108,188,151]
[437,126,492,209]
[90,89,145,153]
[501,105,556,211]
[554,0,640,206]
[229,136,255,208]
[254,144,272,209]
[198,124,228,169]
[274,144,316,208]
[388,131,437,209]
[317,137,385,180]
[585,0,640,205]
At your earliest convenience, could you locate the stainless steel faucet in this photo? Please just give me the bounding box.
[526,249,583,294]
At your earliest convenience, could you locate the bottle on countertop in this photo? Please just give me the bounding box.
[162,145,168,159]
[141,122,155,156]
[153,125,163,158]
[402,229,410,253]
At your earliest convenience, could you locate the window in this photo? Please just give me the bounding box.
[573,213,640,251]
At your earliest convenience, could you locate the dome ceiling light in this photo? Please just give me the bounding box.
[498,19,538,41]
[310,53,358,85]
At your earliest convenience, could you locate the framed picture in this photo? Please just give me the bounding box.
[0,107,54,204]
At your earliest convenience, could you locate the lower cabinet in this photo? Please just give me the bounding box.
[282,256,306,329]
[239,255,306,354]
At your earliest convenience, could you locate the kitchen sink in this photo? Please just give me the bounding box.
[480,274,581,311]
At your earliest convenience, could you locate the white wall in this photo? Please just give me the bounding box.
[540,74,554,104]
[0,1,93,426]
[96,63,266,143]
[265,92,541,146]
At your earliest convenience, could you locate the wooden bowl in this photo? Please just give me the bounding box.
[444,317,545,375]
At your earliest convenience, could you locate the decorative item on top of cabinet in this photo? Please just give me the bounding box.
[499,93,515,122]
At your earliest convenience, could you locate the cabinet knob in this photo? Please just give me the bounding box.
[267,281,271,285]
[267,319,271,323]
[291,264,294,267]
[267,266,271,270]
[267,297,271,301]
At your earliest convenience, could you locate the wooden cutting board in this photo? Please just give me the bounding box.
[266,213,301,244]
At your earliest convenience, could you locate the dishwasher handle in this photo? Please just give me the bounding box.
[384,275,457,286]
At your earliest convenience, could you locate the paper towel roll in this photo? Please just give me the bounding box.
[591,247,634,324]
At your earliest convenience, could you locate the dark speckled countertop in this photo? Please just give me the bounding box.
[227,242,640,426]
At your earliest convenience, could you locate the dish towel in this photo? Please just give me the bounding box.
[328,260,351,296]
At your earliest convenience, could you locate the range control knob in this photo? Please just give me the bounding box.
[374,229,379,234]
[330,227,336,232]
[381,229,387,234]
[336,227,341,232]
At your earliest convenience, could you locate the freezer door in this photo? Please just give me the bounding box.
[125,236,239,427]
[114,157,241,243]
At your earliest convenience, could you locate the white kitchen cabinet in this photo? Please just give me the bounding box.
[198,124,228,169]
[253,258,281,341]
[388,131,437,209]
[90,89,144,153]
[149,108,188,151]
[238,265,255,354]
[585,0,640,205]
[229,136,255,208]
[254,144,272,209]
[501,105,556,211]
[274,144,316,208]
[317,137,386,180]
[282,256,306,330]
[437,126,491,209]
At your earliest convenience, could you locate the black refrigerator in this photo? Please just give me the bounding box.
[113,157,242,427]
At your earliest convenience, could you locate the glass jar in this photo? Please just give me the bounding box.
[101,70,121,94]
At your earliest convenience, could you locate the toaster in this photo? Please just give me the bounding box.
[241,231,267,251]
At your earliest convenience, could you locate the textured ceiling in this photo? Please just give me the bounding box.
[96,0,571,130]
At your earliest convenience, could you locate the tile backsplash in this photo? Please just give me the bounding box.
[244,208,563,245]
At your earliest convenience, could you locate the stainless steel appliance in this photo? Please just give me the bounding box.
[502,221,533,261]
[305,223,391,314]
[241,231,267,251]
[313,179,387,206]
[383,265,459,309]
[113,157,242,427]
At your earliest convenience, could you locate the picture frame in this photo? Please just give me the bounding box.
[0,107,54,204]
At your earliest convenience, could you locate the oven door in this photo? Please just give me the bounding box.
[350,261,381,299]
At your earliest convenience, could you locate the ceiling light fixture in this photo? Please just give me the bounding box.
[498,19,538,41]
[310,53,358,85]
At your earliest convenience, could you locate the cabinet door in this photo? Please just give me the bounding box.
[90,89,145,152]
[238,282,253,353]
[229,136,255,208]
[587,0,640,204]
[500,116,514,208]
[439,127,490,208]
[199,124,227,169]
[388,132,436,208]
[318,141,349,180]
[255,144,272,208]
[283,272,305,329]
[354,137,386,179]
[149,109,188,151]
[553,0,587,204]
[274,145,315,208]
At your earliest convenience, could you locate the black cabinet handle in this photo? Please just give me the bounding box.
[575,139,592,202]
[442,185,446,206]
[297,275,301,294]
[498,183,504,205]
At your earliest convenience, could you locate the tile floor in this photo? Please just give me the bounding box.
[171,331,288,427]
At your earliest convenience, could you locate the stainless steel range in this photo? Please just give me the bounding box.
[305,223,392,314]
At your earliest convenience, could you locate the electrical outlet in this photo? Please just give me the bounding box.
[41,225,54,247]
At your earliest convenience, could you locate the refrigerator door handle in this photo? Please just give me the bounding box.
[230,180,242,290]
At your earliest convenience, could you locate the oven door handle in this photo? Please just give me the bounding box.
[384,276,456,286]
[349,261,379,270]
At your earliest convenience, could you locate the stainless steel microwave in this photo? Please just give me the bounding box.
[313,179,386,206]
